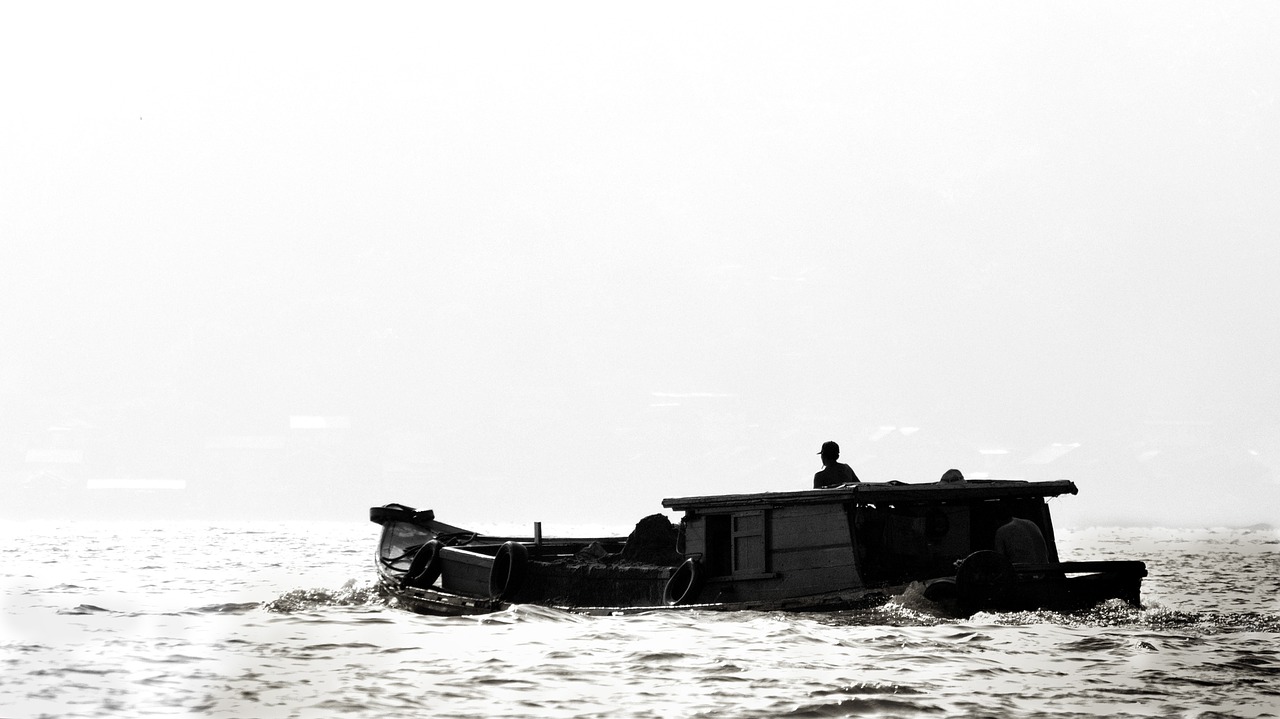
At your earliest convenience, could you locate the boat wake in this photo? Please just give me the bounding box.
[1079,601,1280,633]
[262,579,384,613]
[938,599,1280,633]
[54,601,266,616]
[473,603,592,624]
[812,591,1280,634]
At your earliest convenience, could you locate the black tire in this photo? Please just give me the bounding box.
[489,541,529,601]
[955,550,1015,612]
[402,540,444,589]
[663,558,704,606]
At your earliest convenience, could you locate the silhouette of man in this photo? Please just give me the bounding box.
[813,441,859,488]
[994,513,1049,565]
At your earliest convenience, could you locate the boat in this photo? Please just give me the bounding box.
[369,478,1147,616]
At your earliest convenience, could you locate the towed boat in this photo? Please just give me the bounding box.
[370,478,1146,616]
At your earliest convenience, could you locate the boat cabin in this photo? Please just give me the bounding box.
[662,480,1077,604]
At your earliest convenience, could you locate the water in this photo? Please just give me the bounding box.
[2,521,1277,718]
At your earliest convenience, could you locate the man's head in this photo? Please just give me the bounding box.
[819,441,840,465]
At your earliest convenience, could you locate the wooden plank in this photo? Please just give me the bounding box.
[1058,560,1147,576]
[711,545,859,601]
[771,506,850,551]
[682,520,706,555]
[771,545,856,573]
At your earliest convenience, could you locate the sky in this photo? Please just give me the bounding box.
[2,2,1278,528]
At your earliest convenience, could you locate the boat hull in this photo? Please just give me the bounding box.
[370,505,892,616]
[924,554,1148,615]
[371,504,679,615]
[371,493,1147,618]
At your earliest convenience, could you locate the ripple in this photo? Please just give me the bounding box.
[57,604,111,614]
[830,682,925,696]
[1057,635,1128,652]
[190,601,262,614]
[61,666,122,676]
[301,642,382,651]
[625,651,694,663]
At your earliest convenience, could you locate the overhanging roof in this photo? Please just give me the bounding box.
[662,479,1079,512]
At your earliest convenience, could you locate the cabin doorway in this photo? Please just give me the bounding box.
[703,511,768,578]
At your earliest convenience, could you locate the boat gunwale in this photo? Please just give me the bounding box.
[662,479,1079,511]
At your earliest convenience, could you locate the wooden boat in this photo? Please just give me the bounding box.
[370,478,1147,616]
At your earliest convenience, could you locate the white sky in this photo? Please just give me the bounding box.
[2,3,1278,527]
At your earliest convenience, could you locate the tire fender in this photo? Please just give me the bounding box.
[489,541,529,601]
[663,558,704,606]
[403,540,444,589]
[955,550,1015,611]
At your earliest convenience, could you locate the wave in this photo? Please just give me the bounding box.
[780,696,939,718]
[974,600,1280,634]
[189,602,264,614]
[56,604,112,615]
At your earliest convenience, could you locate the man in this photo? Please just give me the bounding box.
[994,513,1049,565]
[813,440,860,488]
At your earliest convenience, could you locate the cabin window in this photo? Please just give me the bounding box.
[972,499,1058,563]
[852,504,970,582]
[703,510,768,577]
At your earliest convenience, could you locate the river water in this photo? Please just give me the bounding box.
[2,520,1277,718]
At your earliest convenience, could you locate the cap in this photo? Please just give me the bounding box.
[819,441,839,455]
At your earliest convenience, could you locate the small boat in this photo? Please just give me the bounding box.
[370,478,1147,616]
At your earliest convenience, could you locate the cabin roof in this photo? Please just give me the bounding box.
[662,479,1079,512]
